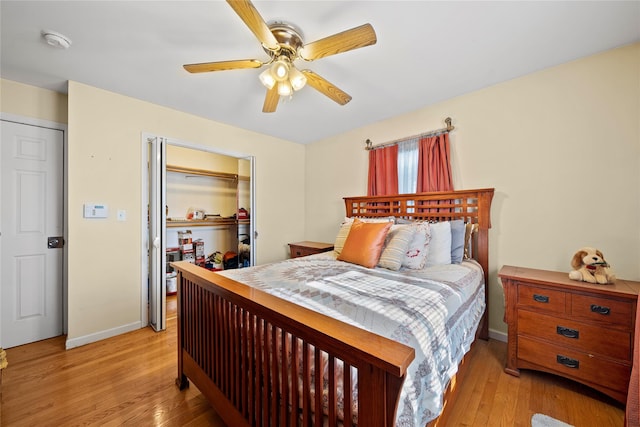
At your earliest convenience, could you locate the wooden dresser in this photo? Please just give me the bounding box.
[499,265,640,403]
[288,241,334,258]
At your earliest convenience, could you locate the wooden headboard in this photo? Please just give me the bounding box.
[343,188,495,339]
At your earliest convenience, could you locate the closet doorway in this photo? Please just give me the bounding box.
[143,134,255,331]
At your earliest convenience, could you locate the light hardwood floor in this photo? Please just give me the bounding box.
[1,296,624,426]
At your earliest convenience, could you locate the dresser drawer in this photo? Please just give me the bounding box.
[290,246,317,258]
[517,310,632,361]
[571,293,634,328]
[517,284,566,314]
[518,336,630,393]
[500,265,640,403]
[288,242,334,259]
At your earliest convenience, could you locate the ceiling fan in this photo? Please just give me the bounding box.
[183,0,377,113]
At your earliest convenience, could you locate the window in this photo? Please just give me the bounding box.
[397,138,418,194]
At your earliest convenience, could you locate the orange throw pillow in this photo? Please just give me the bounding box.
[337,219,392,268]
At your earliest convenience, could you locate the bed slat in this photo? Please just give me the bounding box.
[175,266,414,427]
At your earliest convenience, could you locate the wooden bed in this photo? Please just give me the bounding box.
[173,188,494,427]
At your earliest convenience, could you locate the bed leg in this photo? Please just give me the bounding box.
[478,312,489,340]
[175,374,189,390]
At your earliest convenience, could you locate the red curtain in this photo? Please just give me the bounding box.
[417,133,453,192]
[367,145,398,196]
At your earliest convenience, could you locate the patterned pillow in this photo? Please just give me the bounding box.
[337,219,392,268]
[425,221,452,267]
[464,223,479,259]
[402,222,431,269]
[333,222,352,255]
[378,225,415,271]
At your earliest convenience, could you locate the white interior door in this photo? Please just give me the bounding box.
[148,136,166,331]
[1,120,64,348]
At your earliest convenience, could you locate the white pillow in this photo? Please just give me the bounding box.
[402,222,431,269]
[425,221,452,267]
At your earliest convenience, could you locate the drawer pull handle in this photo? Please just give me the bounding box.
[590,304,610,315]
[557,355,579,369]
[533,294,549,303]
[556,326,579,339]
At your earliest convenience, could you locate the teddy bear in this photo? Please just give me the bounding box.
[568,246,616,284]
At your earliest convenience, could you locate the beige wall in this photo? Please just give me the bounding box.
[305,43,640,337]
[1,79,305,346]
[2,41,638,346]
[65,81,305,344]
[167,145,240,174]
[0,79,68,124]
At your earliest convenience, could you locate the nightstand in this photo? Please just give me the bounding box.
[499,265,640,403]
[288,241,334,258]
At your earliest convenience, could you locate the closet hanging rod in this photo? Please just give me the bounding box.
[365,117,454,150]
[167,164,238,181]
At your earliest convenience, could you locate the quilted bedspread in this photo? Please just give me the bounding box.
[218,252,485,426]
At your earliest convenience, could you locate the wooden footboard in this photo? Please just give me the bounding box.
[173,261,415,427]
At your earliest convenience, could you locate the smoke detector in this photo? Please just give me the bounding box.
[42,30,72,49]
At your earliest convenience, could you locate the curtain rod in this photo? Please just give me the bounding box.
[364,117,454,150]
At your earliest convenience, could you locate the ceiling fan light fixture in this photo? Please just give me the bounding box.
[271,58,290,82]
[259,68,276,89]
[185,0,377,112]
[277,80,293,97]
[289,66,307,91]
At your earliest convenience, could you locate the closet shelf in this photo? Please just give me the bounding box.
[166,218,237,228]
[166,218,250,228]
[166,164,248,181]
[167,218,238,227]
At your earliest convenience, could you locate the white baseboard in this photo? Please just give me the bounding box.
[64,323,508,349]
[489,328,508,342]
[65,321,142,350]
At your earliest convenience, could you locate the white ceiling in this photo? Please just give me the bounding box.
[2,1,639,144]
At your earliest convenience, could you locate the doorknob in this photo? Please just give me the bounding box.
[48,236,64,249]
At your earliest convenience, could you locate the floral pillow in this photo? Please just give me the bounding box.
[401,222,431,269]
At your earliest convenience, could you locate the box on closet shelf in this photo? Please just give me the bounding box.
[194,239,205,257]
[178,230,192,245]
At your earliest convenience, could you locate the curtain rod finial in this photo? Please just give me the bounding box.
[445,117,454,131]
[365,139,373,150]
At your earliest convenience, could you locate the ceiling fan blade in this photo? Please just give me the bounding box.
[226,0,279,51]
[301,70,352,105]
[298,23,377,61]
[262,86,279,113]
[183,59,264,73]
